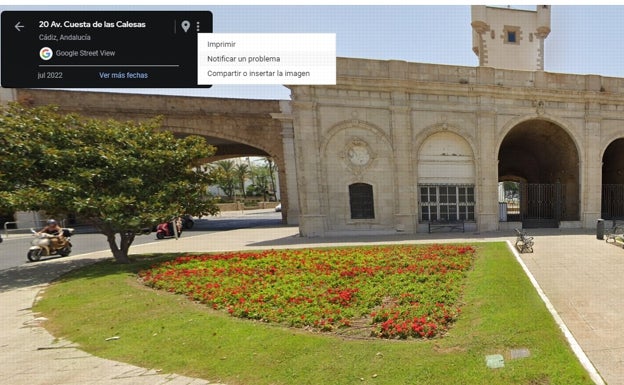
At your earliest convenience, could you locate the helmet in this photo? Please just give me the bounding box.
[47,219,57,225]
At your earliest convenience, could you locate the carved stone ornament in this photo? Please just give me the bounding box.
[343,138,375,174]
[534,100,545,115]
[440,114,449,130]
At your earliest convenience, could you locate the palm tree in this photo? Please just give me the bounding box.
[265,157,278,201]
[210,160,237,200]
[234,163,249,200]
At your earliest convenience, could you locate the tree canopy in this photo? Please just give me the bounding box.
[208,158,278,202]
[210,159,237,200]
[0,103,219,263]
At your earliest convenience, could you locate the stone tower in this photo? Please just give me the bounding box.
[471,5,551,71]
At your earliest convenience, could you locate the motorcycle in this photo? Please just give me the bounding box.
[156,218,183,239]
[27,228,74,262]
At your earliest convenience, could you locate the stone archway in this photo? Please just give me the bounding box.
[602,138,624,219]
[417,131,476,224]
[15,88,291,223]
[498,119,580,227]
[417,131,475,184]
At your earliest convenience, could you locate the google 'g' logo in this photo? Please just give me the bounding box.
[39,47,53,60]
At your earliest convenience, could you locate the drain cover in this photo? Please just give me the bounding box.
[485,354,505,369]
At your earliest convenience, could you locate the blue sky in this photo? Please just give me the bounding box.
[2,4,623,100]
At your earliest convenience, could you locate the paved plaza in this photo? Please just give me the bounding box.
[0,220,621,384]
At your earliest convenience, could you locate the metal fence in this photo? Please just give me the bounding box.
[602,184,624,220]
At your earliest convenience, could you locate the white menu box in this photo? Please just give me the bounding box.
[198,33,336,85]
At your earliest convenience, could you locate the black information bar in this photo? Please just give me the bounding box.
[1,11,213,88]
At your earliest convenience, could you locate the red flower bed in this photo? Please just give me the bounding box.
[139,244,475,339]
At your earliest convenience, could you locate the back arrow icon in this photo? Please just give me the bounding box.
[15,22,24,32]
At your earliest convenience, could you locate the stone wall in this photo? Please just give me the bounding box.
[13,89,292,225]
[286,57,624,236]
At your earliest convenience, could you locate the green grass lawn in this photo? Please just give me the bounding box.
[34,242,593,385]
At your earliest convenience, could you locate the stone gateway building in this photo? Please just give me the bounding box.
[4,6,624,237]
[278,5,624,236]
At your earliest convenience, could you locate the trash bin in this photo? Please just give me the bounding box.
[597,219,605,240]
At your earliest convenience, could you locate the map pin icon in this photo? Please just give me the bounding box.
[181,20,190,33]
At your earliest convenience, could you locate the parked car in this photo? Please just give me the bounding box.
[181,214,194,229]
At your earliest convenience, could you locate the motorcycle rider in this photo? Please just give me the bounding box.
[37,219,66,250]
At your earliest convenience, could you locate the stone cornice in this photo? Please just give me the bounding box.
[16,89,283,118]
[536,26,551,38]
[471,20,490,34]
[327,75,624,106]
[270,112,293,122]
[291,101,316,110]
[332,57,624,102]
[388,105,410,113]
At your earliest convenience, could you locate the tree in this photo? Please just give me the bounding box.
[233,162,249,200]
[0,103,219,263]
[249,162,271,201]
[209,160,237,200]
[503,181,520,199]
[264,157,278,200]
[244,158,279,201]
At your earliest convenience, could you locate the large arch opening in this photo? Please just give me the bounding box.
[602,138,624,219]
[173,130,287,224]
[498,119,579,228]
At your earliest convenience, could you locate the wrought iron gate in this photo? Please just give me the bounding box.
[602,184,624,220]
[520,183,563,228]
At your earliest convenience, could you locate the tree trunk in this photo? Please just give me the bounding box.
[268,159,277,200]
[104,231,136,264]
[239,180,246,200]
[90,219,138,264]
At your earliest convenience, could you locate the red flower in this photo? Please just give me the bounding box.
[140,244,475,339]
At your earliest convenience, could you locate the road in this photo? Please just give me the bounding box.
[0,209,283,271]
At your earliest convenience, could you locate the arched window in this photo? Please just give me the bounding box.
[349,183,375,219]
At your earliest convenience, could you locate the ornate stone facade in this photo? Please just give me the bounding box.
[281,58,624,236]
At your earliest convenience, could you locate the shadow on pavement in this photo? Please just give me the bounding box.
[201,218,283,231]
[246,228,595,248]
[0,256,109,293]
